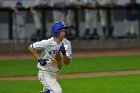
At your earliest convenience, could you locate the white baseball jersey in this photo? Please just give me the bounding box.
[83,0,97,4]
[34,0,53,6]
[51,0,66,6]
[116,0,129,5]
[31,37,72,73]
[35,0,46,6]
[67,0,81,4]
[97,0,116,5]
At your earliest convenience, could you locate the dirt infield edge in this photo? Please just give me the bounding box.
[0,70,140,80]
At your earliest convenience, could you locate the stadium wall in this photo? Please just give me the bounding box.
[0,39,140,52]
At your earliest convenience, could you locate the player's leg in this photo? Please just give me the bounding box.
[38,71,62,93]
[100,10,107,38]
[66,10,74,26]
[39,85,49,93]
[90,10,99,39]
[53,11,65,22]
[14,25,18,42]
[83,10,91,39]
[20,26,26,41]
[130,20,137,37]
[65,10,75,39]
[32,11,42,40]
[108,10,114,38]
[32,11,42,29]
[40,89,50,93]
[16,25,22,41]
[124,19,131,36]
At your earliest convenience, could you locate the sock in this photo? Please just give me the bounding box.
[85,28,90,35]
[102,26,106,36]
[93,28,97,35]
[43,90,50,93]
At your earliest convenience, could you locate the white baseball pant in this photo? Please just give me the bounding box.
[85,10,97,29]
[14,25,25,40]
[99,9,114,27]
[32,11,42,30]
[53,11,65,22]
[38,70,62,93]
[66,10,74,26]
[124,19,137,34]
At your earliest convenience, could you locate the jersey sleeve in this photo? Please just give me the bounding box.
[31,40,48,50]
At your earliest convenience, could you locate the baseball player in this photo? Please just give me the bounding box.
[97,0,116,38]
[83,0,99,39]
[65,0,81,39]
[28,22,72,93]
[124,0,140,37]
[11,1,27,42]
[65,0,81,26]
[30,0,52,40]
[52,0,66,22]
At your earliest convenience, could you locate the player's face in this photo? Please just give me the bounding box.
[58,28,66,41]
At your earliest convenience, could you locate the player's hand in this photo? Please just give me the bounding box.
[59,43,66,55]
[37,58,47,66]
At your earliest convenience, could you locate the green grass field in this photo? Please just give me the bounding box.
[0,55,140,93]
[0,55,140,77]
[0,74,140,93]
